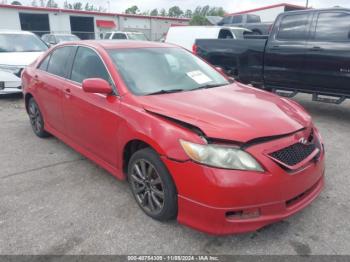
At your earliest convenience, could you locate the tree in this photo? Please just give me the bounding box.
[150,8,158,16]
[11,0,22,4]
[46,0,58,8]
[189,15,210,25]
[73,2,82,10]
[125,5,139,14]
[39,0,45,7]
[31,0,37,6]
[184,9,192,18]
[190,6,226,25]
[159,8,167,16]
[168,6,183,17]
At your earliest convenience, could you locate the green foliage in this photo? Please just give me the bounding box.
[159,8,167,16]
[125,5,139,14]
[189,15,210,25]
[168,6,183,18]
[73,2,82,10]
[184,9,193,18]
[150,9,158,16]
[46,0,58,8]
[11,1,22,5]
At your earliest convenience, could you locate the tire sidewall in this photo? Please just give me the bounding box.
[128,148,178,221]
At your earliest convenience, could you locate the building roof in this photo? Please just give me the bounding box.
[227,3,306,16]
[0,4,190,22]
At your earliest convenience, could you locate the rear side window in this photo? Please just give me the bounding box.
[315,12,350,41]
[218,29,234,39]
[112,33,127,40]
[247,14,260,23]
[47,46,73,78]
[277,13,309,40]
[220,16,232,24]
[232,15,243,24]
[38,54,51,71]
[104,33,112,39]
[70,47,110,84]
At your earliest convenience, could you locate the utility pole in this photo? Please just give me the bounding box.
[306,0,309,8]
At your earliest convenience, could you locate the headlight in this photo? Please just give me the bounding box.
[180,139,264,171]
[0,65,22,75]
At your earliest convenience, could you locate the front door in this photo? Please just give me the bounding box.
[63,46,121,167]
[264,12,311,89]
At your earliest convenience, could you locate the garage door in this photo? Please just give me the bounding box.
[19,13,50,37]
[70,16,95,40]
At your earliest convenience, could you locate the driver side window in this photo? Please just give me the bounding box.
[70,47,111,84]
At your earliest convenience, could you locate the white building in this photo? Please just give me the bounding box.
[0,4,189,41]
[228,3,306,22]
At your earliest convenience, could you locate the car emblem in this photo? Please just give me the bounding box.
[299,137,308,144]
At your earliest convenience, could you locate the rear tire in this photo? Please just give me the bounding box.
[27,97,50,138]
[128,148,177,221]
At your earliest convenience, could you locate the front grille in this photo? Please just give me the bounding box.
[270,142,316,167]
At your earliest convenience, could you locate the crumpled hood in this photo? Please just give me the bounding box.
[136,84,311,143]
[0,52,43,67]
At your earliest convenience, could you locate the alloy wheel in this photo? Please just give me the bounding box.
[28,100,43,134]
[130,159,165,214]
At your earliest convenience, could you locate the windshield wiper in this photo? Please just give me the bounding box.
[146,89,185,95]
[190,83,227,91]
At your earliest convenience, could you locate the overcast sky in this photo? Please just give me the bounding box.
[18,0,350,13]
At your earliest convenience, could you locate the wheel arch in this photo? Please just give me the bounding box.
[24,92,34,113]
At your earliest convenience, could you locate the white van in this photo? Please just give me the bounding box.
[165,26,251,51]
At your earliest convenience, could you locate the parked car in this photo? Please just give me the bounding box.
[165,26,252,51]
[41,33,80,46]
[104,31,148,41]
[218,14,272,35]
[195,8,350,104]
[0,30,48,95]
[22,40,325,235]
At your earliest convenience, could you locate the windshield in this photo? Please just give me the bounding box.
[56,35,79,43]
[0,34,48,52]
[127,33,148,41]
[108,47,229,95]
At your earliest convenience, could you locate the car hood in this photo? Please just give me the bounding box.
[0,52,44,67]
[136,84,311,143]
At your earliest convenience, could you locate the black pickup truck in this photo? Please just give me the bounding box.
[195,8,350,103]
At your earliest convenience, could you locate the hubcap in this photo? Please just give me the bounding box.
[28,101,42,134]
[130,159,164,214]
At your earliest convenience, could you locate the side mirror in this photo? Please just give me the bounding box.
[82,78,113,94]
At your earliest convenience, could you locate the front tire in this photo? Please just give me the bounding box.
[27,97,50,138]
[128,148,177,221]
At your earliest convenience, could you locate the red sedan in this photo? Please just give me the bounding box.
[22,41,325,235]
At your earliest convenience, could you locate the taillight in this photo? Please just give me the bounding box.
[192,43,198,54]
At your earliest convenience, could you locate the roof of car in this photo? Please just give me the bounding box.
[0,30,35,35]
[61,40,176,50]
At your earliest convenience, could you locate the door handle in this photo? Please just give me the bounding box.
[65,88,71,93]
[270,45,280,50]
[310,46,322,51]
[33,75,40,83]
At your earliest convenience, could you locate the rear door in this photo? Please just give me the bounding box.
[35,46,75,134]
[63,46,121,166]
[264,12,312,89]
[304,10,350,95]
